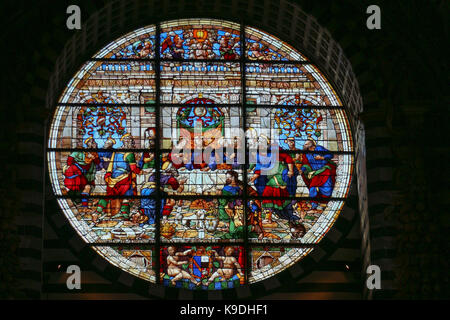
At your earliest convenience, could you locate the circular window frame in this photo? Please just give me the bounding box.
[44,9,362,300]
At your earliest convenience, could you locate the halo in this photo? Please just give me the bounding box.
[120,133,131,141]
[84,136,93,145]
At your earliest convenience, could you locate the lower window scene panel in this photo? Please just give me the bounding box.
[90,245,314,289]
[160,245,245,290]
[248,200,346,244]
[248,247,313,283]
[57,197,156,243]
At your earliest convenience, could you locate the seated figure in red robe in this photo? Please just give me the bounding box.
[63,137,100,212]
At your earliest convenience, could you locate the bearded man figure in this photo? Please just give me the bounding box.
[300,138,337,212]
[63,137,100,213]
[95,133,141,219]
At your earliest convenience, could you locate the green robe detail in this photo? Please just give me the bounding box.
[218,189,234,222]
[124,152,136,164]
[142,159,155,169]
[70,151,96,183]
[261,162,291,210]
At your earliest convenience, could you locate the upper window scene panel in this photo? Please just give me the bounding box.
[160,19,241,60]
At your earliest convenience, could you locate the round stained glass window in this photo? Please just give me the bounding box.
[47,19,354,290]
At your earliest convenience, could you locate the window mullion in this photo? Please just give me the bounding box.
[154,22,162,285]
[240,21,251,286]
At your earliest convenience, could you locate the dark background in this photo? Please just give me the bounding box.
[0,0,448,299]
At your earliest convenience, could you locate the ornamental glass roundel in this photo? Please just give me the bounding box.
[48,19,354,289]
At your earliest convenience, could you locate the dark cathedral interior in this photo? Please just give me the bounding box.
[0,0,448,309]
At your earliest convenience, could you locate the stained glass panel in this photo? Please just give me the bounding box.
[246,63,341,106]
[47,150,155,195]
[249,247,313,283]
[93,246,156,282]
[160,245,245,289]
[160,19,241,60]
[93,26,156,59]
[160,106,243,149]
[247,200,347,244]
[56,61,155,105]
[246,107,353,152]
[246,26,307,61]
[50,195,156,243]
[160,61,241,104]
[160,198,245,243]
[48,105,156,149]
